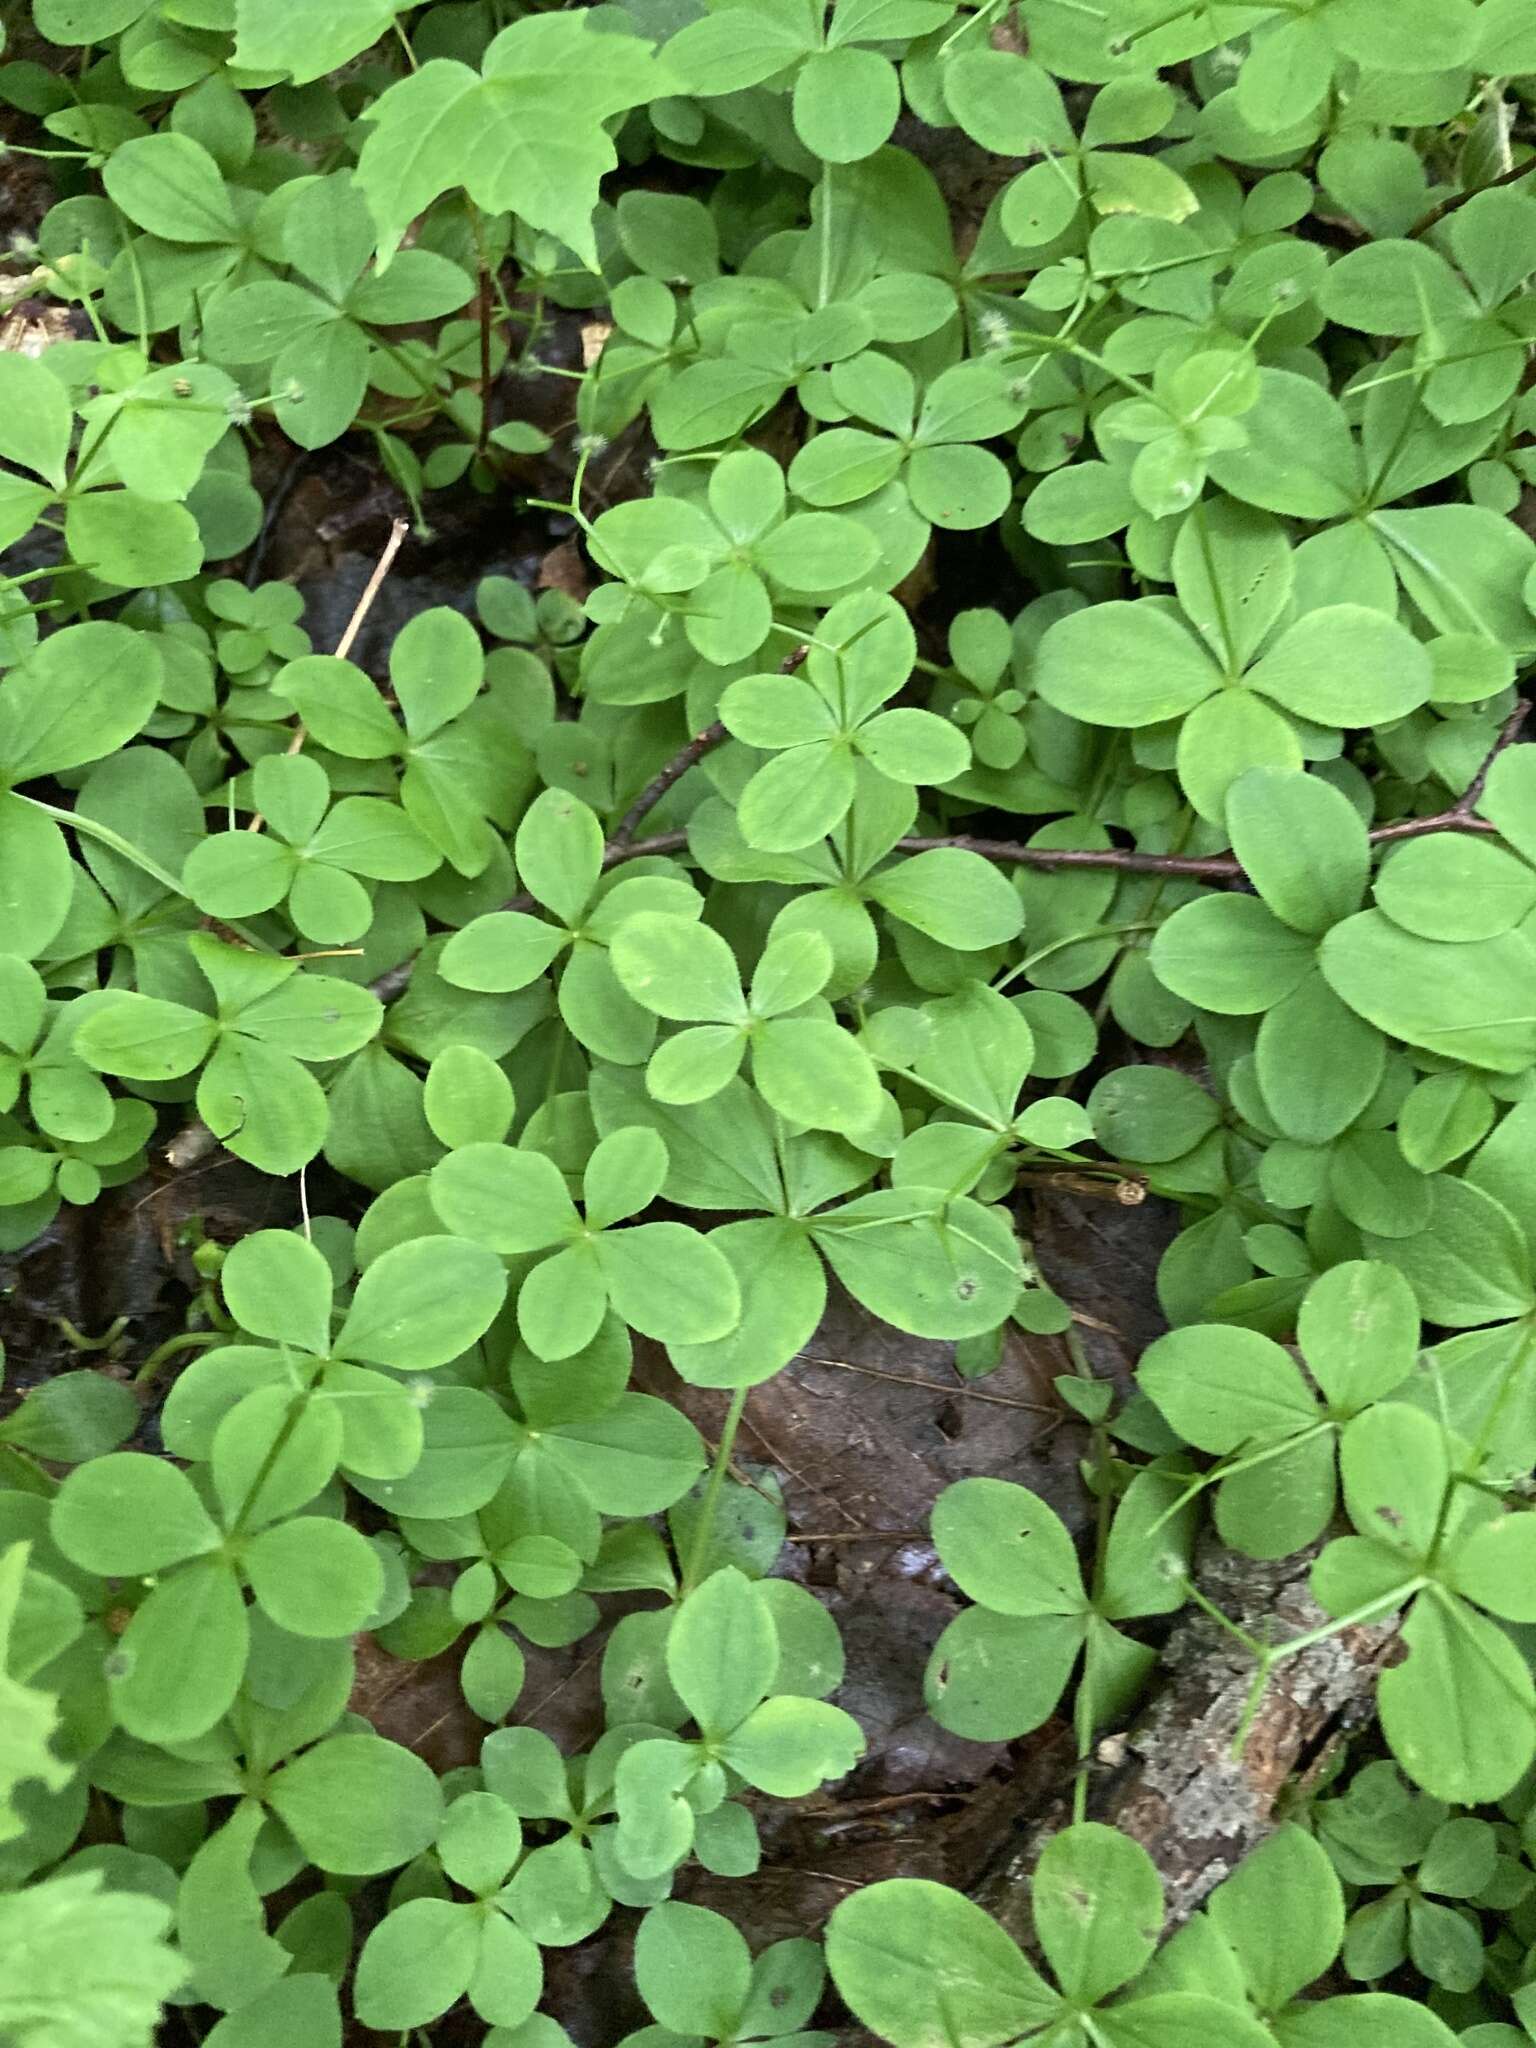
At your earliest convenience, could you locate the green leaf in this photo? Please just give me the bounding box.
[244,1517,383,1637]
[814,1191,1022,1339]
[635,1901,752,2037]
[907,443,1014,530]
[0,1372,138,1464]
[1035,1823,1164,2004]
[357,18,667,270]
[353,1898,477,2030]
[1216,1428,1339,1562]
[855,708,972,784]
[220,1229,332,1355]
[65,492,203,588]
[665,0,815,93]
[234,0,398,83]
[430,1144,580,1254]
[1363,1175,1535,1326]
[1465,1096,1536,1247]
[211,1383,340,1529]
[1098,1993,1277,2047]
[1339,1401,1447,1560]
[1376,833,1536,942]
[1372,506,1536,651]
[1035,601,1219,727]
[1379,1591,1536,1803]
[424,1045,515,1151]
[514,786,604,928]
[582,1127,666,1230]
[931,1477,1084,1616]
[516,1244,608,1362]
[202,1976,341,2048]
[0,355,71,491]
[613,1736,698,1877]
[825,1880,1058,2048]
[539,1393,704,1515]
[273,656,400,758]
[753,1018,882,1137]
[1138,1326,1315,1453]
[52,1453,219,1576]
[609,913,747,1023]
[1273,1994,1464,2048]
[111,1555,248,1744]
[440,912,569,994]
[720,1696,864,1795]
[0,798,72,960]
[1396,1070,1493,1174]
[103,133,236,242]
[0,1874,186,2048]
[793,47,899,162]
[1318,240,1471,337]
[1255,970,1385,1145]
[1447,1510,1536,1622]
[197,1038,328,1177]
[1320,912,1536,1073]
[737,745,858,853]
[1225,769,1369,935]
[1089,1066,1218,1163]
[668,1216,826,1389]
[1479,746,1536,866]
[266,1734,444,1875]
[943,49,1073,154]
[1176,688,1303,825]
[788,428,905,507]
[1296,1261,1419,1412]
[1247,607,1433,725]
[666,1569,776,1738]
[1208,370,1360,520]
[595,1221,741,1346]
[0,623,163,782]
[1151,895,1316,1015]
[1237,16,1332,132]
[1208,1826,1343,2010]
[334,1235,508,1368]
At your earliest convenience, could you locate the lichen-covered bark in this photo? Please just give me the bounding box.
[972,1539,1401,1946]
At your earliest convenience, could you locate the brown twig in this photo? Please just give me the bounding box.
[610,644,809,849]
[795,1354,1057,1415]
[1411,152,1536,237]
[1455,695,1529,817]
[245,517,410,832]
[611,722,727,850]
[363,783,1514,1007]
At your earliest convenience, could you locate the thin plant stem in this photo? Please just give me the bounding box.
[683,1385,749,1594]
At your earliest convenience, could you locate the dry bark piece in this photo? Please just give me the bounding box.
[972,1537,1401,1945]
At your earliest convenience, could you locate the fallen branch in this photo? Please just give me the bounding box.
[194,693,1536,1151]
[971,1538,1401,1945]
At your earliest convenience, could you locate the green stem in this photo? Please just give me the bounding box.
[683,1386,749,1594]
[134,1330,225,1388]
[52,1314,129,1353]
[1265,1581,1426,1667]
[228,1383,315,1538]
